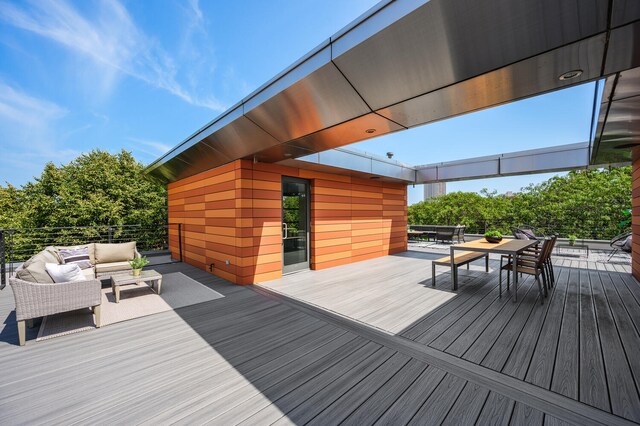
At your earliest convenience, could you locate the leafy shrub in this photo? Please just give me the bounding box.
[485,230,502,238]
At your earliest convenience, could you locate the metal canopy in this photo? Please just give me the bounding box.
[147,0,640,183]
[281,143,627,185]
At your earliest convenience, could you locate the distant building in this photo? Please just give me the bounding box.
[505,191,515,197]
[424,182,446,200]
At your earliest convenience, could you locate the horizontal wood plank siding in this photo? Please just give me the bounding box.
[168,160,408,284]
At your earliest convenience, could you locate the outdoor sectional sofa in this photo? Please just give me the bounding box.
[9,242,140,346]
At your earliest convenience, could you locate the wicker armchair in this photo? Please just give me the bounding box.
[9,277,102,346]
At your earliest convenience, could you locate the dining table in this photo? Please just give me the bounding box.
[450,238,540,301]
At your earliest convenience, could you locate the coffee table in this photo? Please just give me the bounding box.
[110,270,162,303]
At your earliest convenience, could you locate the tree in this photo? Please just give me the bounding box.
[408,167,631,240]
[0,184,26,229]
[1,150,167,229]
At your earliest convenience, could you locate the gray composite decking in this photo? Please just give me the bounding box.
[0,258,637,424]
[258,249,640,425]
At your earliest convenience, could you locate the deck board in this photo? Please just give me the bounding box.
[2,254,639,424]
[340,358,429,425]
[579,268,610,411]
[258,248,640,424]
[590,272,640,422]
[551,268,579,400]
[476,391,515,425]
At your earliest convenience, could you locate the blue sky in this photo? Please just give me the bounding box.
[0,0,597,205]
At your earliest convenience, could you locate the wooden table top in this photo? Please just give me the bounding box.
[111,269,162,286]
[451,238,539,254]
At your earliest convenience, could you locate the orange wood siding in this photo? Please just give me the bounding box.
[168,159,408,285]
[633,149,640,281]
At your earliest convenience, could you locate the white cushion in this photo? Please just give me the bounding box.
[45,263,86,283]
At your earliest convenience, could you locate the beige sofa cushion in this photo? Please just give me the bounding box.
[94,242,136,264]
[15,247,59,283]
[81,267,96,280]
[55,244,96,265]
[95,261,132,274]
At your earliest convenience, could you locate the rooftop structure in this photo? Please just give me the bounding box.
[147,0,639,185]
[147,0,640,284]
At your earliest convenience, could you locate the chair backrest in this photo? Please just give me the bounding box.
[544,235,558,263]
[611,232,632,249]
[536,237,555,268]
[513,225,545,240]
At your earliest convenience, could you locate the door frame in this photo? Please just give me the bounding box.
[281,176,311,274]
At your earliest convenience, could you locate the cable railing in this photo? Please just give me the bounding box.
[409,219,628,241]
[0,224,183,290]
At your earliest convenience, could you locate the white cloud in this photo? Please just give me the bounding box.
[0,82,80,184]
[0,82,67,125]
[0,0,226,111]
[127,137,171,155]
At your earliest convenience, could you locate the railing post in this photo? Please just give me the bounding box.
[107,226,112,243]
[177,223,183,262]
[0,230,6,290]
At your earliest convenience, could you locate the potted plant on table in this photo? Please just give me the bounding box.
[568,235,577,246]
[484,230,503,243]
[129,256,150,276]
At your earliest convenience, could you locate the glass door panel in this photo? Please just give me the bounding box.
[282,177,310,274]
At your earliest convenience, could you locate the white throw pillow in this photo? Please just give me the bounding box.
[45,263,86,283]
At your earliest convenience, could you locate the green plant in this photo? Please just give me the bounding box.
[568,234,577,243]
[484,230,503,238]
[619,208,632,229]
[129,256,150,270]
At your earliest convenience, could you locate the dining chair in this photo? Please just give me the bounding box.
[499,237,554,304]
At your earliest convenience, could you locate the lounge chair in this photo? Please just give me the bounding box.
[608,232,632,261]
[512,225,546,240]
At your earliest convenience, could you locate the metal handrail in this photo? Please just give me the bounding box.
[0,223,184,290]
[409,219,629,241]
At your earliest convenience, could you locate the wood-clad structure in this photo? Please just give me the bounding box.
[168,159,407,284]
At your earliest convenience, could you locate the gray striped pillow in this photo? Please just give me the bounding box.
[58,247,92,269]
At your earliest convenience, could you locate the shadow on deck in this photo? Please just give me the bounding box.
[0,252,637,425]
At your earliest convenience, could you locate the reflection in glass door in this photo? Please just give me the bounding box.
[282,177,310,274]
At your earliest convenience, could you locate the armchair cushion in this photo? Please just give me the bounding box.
[55,244,96,265]
[14,247,59,283]
[94,242,136,264]
[95,261,132,274]
[45,263,86,283]
[58,246,92,269]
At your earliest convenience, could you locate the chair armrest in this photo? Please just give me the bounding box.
[9,278,102,321]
